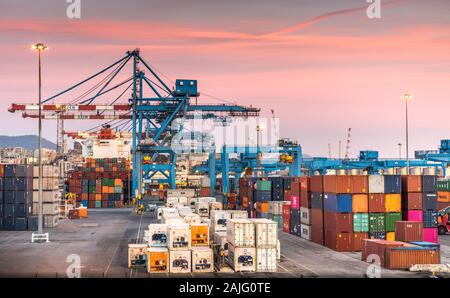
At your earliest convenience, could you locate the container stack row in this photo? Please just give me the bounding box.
[401,175,439,243]
[129,196,280,274]
[282,174,441,253]
[0,164,60,230]
[67,158,131,208]
[238,176,297,219]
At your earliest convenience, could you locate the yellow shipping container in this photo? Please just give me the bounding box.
[384,194,401,212]
[386,232,395,241]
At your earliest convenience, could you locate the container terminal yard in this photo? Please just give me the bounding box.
[1,1,450,286]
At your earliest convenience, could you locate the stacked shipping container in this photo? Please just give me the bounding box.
[0,165,33,230]
[401,175,438,243]
[68,158,130,208]
[277,174,441,256]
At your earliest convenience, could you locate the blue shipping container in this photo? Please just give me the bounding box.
[384,175,401,193]
[14,203,27,217]
[422,193,438,211]
[423,210,438,228]
[4,192,15,204]
[14,217,27,230]
[4,204,14,217]
[310,192,323,209]
[323,193,352,213]
[3,217,14,230]
[422,175,437,192]
[81,200,88,208]
[254,190,272,202]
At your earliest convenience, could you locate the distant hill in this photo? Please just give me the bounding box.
[0,135,56,150]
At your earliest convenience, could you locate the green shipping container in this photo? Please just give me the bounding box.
[385,212,402,232]
[437,179,450,191]
[353,213,369,232]
[95,201,101,208]
[256,180,271,191]
[369,213,385,232]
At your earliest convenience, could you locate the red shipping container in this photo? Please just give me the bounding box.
[290,181,300,197]
[282,204,291,233]
[352,232,369,251]
[395,221,423,242]
[311,226,324,245]
[200,187,210,196]
[310,176,323,193]
[290,195,300,210]
[361,239,405,266]
[300,176,310,190]
[284,190,291,201]
[401,175,422,192]
[402,193,422,210]
[323,175,352,194]
[324,211,353,232]
[88,201,95,208]
[325,230,353,252]
[102,200,108,208]
[368,194,385,213]
[352,175,369,194]
[300,192,311,208]
[385,246,440,270]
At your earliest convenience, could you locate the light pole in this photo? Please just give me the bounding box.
[398,143,402,159]
[31,43,48,239]
[402,93,412,173]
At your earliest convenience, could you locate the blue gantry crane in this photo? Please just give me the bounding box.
[9,49,260,198]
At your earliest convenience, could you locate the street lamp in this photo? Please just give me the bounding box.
[398,143,402,159]
[31,43,48,242]
[402,93,412,173]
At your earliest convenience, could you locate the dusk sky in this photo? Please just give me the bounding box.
[1,0,449,158]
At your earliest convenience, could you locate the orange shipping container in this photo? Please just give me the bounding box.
[109,186,115,193]
[78,208,88,218]
[147,248,169,273]
[437,191,450,203]
[191,224,209,246]
[102,186,109,193]
[384,194,401,213]
[352,194,368,213]
[256,202,269,213]
[95,194,102,201]
[385,247,440,270]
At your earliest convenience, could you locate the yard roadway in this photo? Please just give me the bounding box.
[0,209,447,278]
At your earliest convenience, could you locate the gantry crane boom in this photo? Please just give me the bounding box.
[8,49,260,195]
